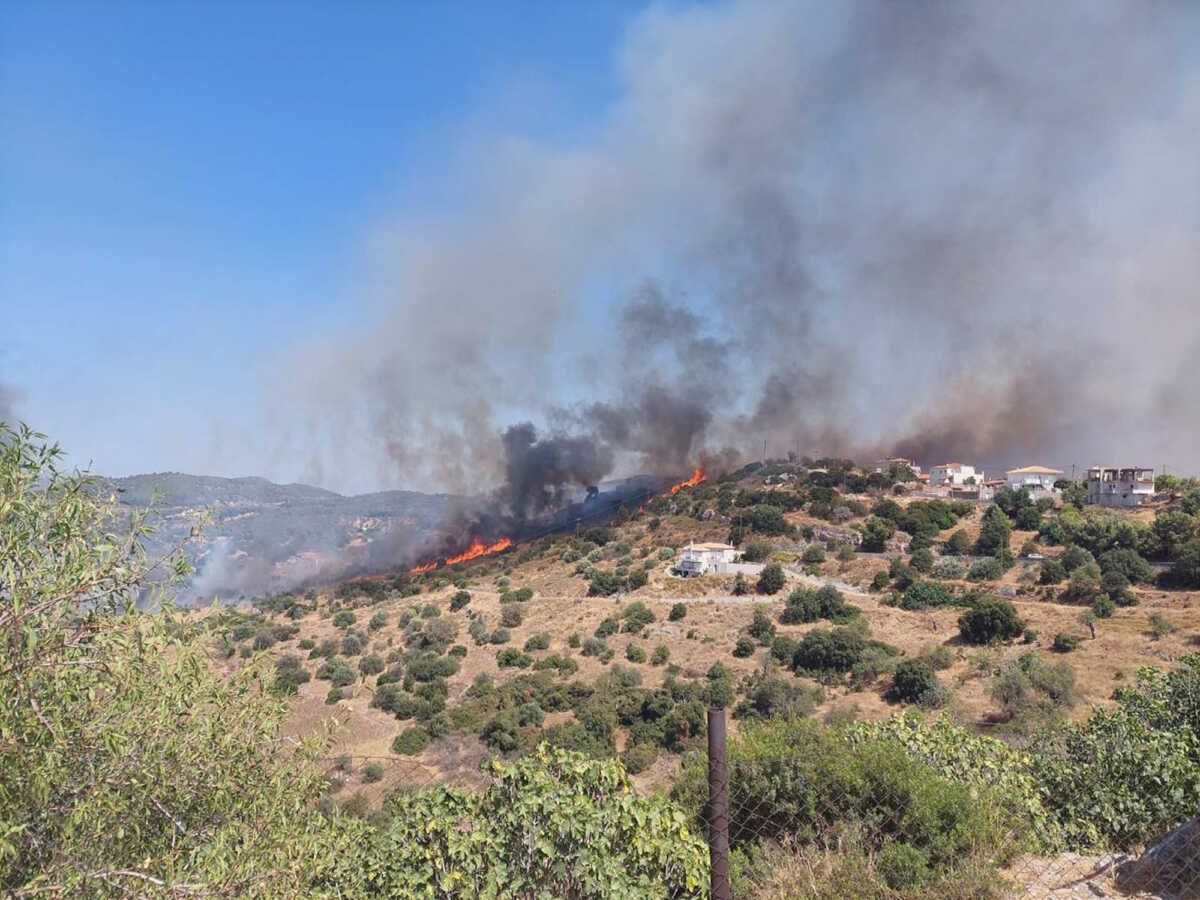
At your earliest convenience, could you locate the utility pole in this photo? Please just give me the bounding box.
[762,438,767,464]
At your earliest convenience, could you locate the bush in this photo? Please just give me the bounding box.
[500,587,533,604]
[450,590,471,611]
[757,563,786,595]
[362,762,384,783]
[747,607,776,644]
[625,644,647,664]
[1051,633,1079,653]
[622,601,655,632]
[500,606,524,628]
[671,718,1019,878]
[1028,708,1200,848]
[781,585,856,625]
[802,544,827,564]
[651,644,670,666]
[732,636,756,658]
[945,529,971,555]
[967,557,1005,582]
[731,573,750,595]
[975,506,1012,555]
[496,649,532,669]
[871,570,891,591]
[392,727,430,755]
[792,627,866,673]
[358,654,385,676]
[523,632,550,652]
[957,598,1025,645]
[594,617,619,639]
[909,547,934,573]
[332,609,356,629]
[325,687,344,704]
[889,660,942,706]
[1039,559,1067,584]
[581,637,608,658]
[327,748,708,897]
[899,580,955,610]
[740,541,772,562]
[668,602,687,622]
[368,611,388,631]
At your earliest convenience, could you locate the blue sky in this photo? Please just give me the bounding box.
[1,0,654,479]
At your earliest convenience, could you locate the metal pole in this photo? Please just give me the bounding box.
[707,706,731,900]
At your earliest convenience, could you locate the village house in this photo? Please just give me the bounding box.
[928,462,984,487]
[673,541,737,577]
[1006,465,1064,499]
[1086,467,1156,508]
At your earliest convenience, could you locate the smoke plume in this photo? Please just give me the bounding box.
[276,0,1200,504]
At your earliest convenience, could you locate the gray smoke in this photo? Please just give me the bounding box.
[276,0,1200,502]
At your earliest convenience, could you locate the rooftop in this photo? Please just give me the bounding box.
[1007,465,1064,476]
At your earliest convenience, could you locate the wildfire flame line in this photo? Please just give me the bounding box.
[668,465,706,494]
[410,536,513,574]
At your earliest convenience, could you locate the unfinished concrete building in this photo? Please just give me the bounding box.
[1086,467,1156,508]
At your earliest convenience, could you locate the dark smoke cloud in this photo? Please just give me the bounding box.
[275,0,1200,506]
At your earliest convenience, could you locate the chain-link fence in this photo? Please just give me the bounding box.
[702,705,1200,900]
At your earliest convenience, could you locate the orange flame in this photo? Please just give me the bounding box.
[668,465,706,494]
[444,536,513,566]
[410,536,513,573]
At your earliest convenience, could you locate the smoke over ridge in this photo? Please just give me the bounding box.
[274,0,1200,511]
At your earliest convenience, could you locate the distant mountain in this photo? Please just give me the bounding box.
[99,472,454,604]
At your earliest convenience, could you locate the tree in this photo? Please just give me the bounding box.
[0,425,334,895]
[1165,539,1200,588]
[945,529,972,555]
[889,660,943,706]
[861,516,896,552]
[975,505,1012,555]
[757,563,786,595]
[957,598,1025,645]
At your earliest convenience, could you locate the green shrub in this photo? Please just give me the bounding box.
[496,649,532,669]
[500,587,533,604]
[932,557,966,579]
[958,598,1025,645]
[1039,559,1067,584]
[871,570,891,591]
[651,645,670,666]
[889,659,943,707]
[802,544,826,564]
[967,558,1005,582]
[392,727,430,756]
[523,632,550,652]
[899,580,956,610]
[327,747,708,897]
[732,636,756,658]
[325,687,344,704]
[909,547,934,574]
[488,627,511,645]
[756,563,786,595]
[792,627,866,674]
[747,607,776,644]
[358,654,385,676]
[369,611,388,631]
[622,601,655,632]
[1028,708,1200,848]
[671,719,1020,875]
[362,762,384,783]
[332,610,356,629]
[1051,633,1078,653]
[780,585,856,624]
[450,590,471,611]
[668,602,687,622]
[620,743,658,775]
[500,606,524,628]
[625,644,647,664]
[740,541,773,562]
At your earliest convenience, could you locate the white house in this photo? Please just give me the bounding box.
[1005,465,1064,497]
[673,541,737,577]
[1086,467,1156,508]
[928,463,983,487]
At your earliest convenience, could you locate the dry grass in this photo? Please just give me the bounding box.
[198,496,1200,808]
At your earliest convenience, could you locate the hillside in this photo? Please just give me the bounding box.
[96,472,454,601]
[193,460,1200,818]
